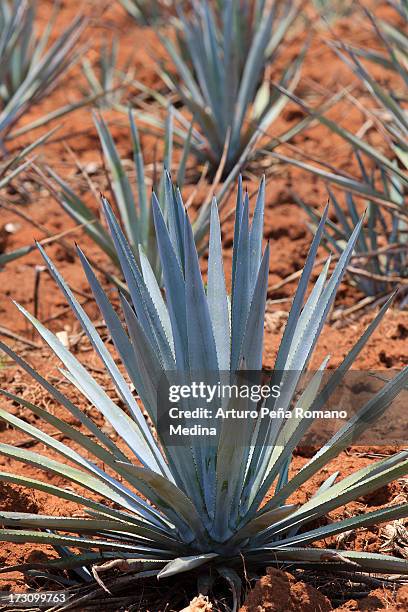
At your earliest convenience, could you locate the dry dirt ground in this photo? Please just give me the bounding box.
[0,0,407,610]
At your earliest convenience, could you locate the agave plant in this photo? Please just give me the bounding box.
[271,2,407,213]
[46,107,239,283]
[0,0,87,150]
[81,38,134,109]
[145,0,303,176]
[0,177,407,607]
[296,177,408,298]
[327,4,408,186]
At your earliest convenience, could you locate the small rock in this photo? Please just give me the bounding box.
[56,330,70,348]
[265,310,288,333]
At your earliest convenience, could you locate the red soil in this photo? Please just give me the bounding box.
[240,569,408,611]
[0,0,407,609]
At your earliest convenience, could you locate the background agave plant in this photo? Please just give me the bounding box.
[0,178,407,608]
[0,0,87,150]
[296,175,408,299]
[145,0,304,176]
[46,107,241,283]
[271,1,407,213]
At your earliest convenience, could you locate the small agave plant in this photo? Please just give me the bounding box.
[0,0,86,149]
[274,1,408,211]
[296,177,408,298]
[0,178,408,608]
[150,0,303,176]
[46,107,237,283]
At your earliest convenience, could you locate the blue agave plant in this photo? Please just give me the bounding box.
[0,178,407,608]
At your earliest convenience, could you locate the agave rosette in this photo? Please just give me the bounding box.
[296,172,408,298]
[142,0,305,176]
[0,0,87,148]
[0,178,407,601]
[271,2,407,213]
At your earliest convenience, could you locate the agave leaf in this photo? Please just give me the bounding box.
[0,390,132,479]
[0,512,181,547]
[139,244,173,350]
[0,244,35,266]
[271,214,363,397]
[230,6,275,151]
[120,294,167,421]
[152,193,188,369]
[164,172,185,269]
[274,205,329,371]
[46,167,119,264]
[94,114,140,249]
[231,174,244,295]
[2,124,59,172]
[240,242,270,371]
[129,107,148,235]
[249,175,265,289]
[271,152,403,209]
[101,198,175,370]
[0,529,172,556]
[158,553,218,579]
[184,203,219,372]
[231,194,250,371]
[269,452,408,541]
[0,551,122,573]
[276,88,408,186]
[76,246,159,419]
[233,504,299,542]
[274,503,408,548]
[254,547,408,573]
[207,198,230,370]
[159,34,205,106]
[0,157,32,189]
[178,119,193,185]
